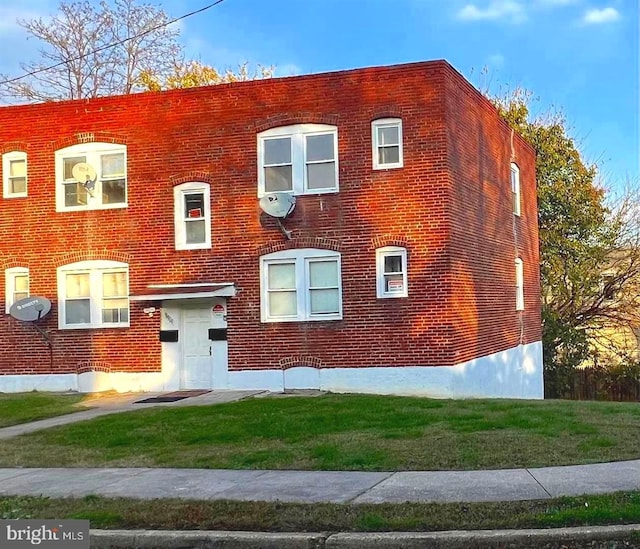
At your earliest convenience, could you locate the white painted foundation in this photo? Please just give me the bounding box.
[0,371,166,394]
[227,341,544,399]
[0,341,543,399]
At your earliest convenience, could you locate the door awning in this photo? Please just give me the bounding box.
[130,283,236,301]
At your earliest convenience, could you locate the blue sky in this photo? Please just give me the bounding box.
[0,0,637,187]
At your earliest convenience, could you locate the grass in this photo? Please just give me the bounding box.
[0,394,639,470]
[2,491,640,532]
[0,392,86,428]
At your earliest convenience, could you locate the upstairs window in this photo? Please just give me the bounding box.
[376,246,408,298]
[260,249,342,322]
[57,260,129,329]
[511,163,521,216]
[515,258,524,311]
[372,119,403,169]
[258,124,338,196]
[174,182,212,250]
[5,267,29,313]
[602,273,616,302]
[55,143,127,212]
[2,151,27,198]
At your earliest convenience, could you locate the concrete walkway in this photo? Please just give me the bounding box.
[1,460,640,504]
[0,390,639,504]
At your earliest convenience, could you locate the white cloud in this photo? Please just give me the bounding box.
[457,1,526,23]
[582,7,621,24]
[536,0,579,5]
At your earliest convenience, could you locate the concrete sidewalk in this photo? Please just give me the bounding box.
[1,390,640,504]
[1,460,639,503]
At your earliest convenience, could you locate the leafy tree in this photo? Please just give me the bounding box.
[491,89,640,396]
[138,60,275,91]
[0,0,181,101]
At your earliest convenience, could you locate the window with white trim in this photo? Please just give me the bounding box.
[376,246,408,298]
[55,143,127,211]
[174,182,211,250]
[511,163,521,216]
[2,151,27,198]
[372,119,403,169]
[257,124,338,196]
[261,248,342,322]
[57,260,129,329]
[515,258,524,311]
[5,267,29,313]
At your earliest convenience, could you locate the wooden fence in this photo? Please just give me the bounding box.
[564,368,640,401]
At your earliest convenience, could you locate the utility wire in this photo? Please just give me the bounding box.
[0,0,227,86]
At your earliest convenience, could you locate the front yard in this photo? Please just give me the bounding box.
[0,392,86,428]
[0,393,638,470]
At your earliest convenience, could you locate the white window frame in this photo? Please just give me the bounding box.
[5,267,29,313]
[511,163,521,216]
[174,182,212,250]
[376,246,408,298]
[372,118,403,170]
[260,248,342,322]
[257,124,339,197]
[2,151,28,198]
[515,258,524,311]
[57,260,129,329]
[55,143,127,212]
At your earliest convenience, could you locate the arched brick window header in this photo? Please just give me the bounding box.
[51,132,127,151]
[256,237,342,257]
[370,235,410,250]
[278,355,325,370]
[255,113,339,133]
[56,250,132,266]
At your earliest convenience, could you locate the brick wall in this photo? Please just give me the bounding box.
[443,64,542,365]
[0,60,540,376]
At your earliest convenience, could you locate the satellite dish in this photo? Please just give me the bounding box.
[259,192,296,218]
[9,296,52,322]
[72,162,97,183]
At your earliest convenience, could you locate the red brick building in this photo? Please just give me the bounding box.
[0,60,543,397]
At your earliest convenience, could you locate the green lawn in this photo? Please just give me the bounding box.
[0,394,639,470]
[2,491,640,532]
[0,392,86,428]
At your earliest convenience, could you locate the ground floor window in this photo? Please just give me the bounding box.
[57,260,129,329]
[376,246,408,298]
[5,267,29,313]
[260,248,342,322]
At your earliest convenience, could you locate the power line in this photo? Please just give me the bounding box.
[0,0,227,87]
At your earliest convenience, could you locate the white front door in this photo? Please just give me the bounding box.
[181,306,214,389]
